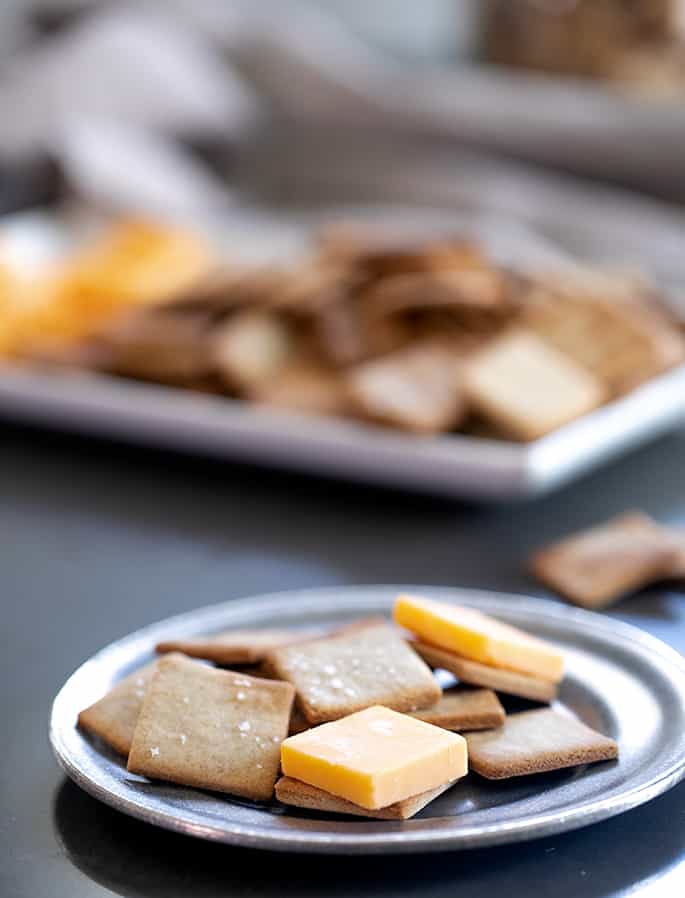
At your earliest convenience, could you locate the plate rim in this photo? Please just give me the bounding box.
[50,585,685,854]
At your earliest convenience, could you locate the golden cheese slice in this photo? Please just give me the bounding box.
[395,594,564,683]
[280,705,467,810]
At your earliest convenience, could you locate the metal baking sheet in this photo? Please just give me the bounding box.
[49,586,685,854]
[2,361,685,499]
[2,207,685,500]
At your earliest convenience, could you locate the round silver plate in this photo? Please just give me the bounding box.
[50,586,685,854]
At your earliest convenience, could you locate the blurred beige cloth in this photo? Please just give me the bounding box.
[1,0,685,300]
[4,0,685,189]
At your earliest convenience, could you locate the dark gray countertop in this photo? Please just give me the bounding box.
[2,423,684,898]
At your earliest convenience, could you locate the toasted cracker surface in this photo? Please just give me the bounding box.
[409,687,505,731]
[127,655,294,800]
[530,511,677,608]
[78,660,160,756]
[465,708,618,779]
[266,623,440,724]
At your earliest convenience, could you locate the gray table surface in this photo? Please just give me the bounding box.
[1,422,684,898]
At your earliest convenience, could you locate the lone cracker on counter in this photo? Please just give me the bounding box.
[530,511,685,609]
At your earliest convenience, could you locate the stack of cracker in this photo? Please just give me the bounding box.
[277,705,467,819]
[396,593,564,703]
[265,620,499,818]
[396,594,618,780]
[77,597,618,817]
[17,223,684,443]
[79,653,296,802]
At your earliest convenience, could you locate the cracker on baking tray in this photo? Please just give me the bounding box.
[522,280,685,396]
[210,310,294,391]
[346,341,466,434]
[87,304,216,385]
[250,361,350,416]
[362,268,508,319]
[464,329,606,441]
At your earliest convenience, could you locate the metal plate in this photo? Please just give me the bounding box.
[50,586,685,854]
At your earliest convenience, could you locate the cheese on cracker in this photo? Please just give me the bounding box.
[280,705,467,810]
[395,594,564,683]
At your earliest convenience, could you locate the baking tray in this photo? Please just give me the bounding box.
[1,207,685,500]
[49,585,685,854]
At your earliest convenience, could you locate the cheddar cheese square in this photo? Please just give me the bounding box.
[395,594,564,683]
[280,705,467,809]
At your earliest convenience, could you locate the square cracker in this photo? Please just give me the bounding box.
[409,687,505,731]
[661,530,685,579]
[412,641,557,703]
[464,329,605,441]
[155,628,312,665]
[265,623,440,725]
[78,659,159,756]
[286,683,502,735]
[523,283,685,396]
[127,654,295,801]
[530,511,678,609]
[465,708,618,779]
[275,776,456,820]
[345,341,465,434]
[250,362,349,417]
